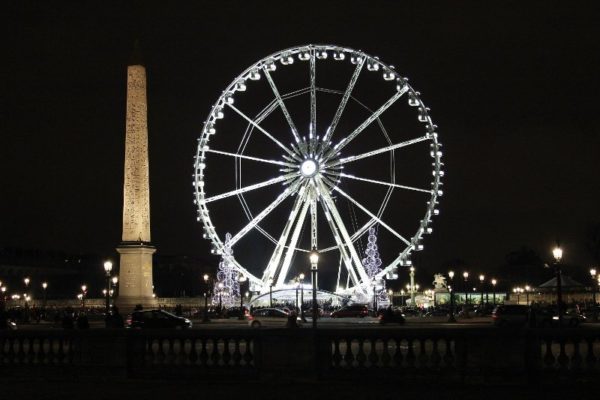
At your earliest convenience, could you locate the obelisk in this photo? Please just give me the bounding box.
[116,42,156,310]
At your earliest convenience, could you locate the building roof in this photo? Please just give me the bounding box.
[538,275,584,288]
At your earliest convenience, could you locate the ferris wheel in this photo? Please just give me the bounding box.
[193,44,444,300]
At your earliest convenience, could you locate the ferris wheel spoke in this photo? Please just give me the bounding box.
[205,148,296,168]
[317,178,371,287]
[318,193,362,288]
[339,173,432,194]
[329,134,429,167]
[322,57,365,146]
[276,195,311,287]
[333,185,411,246]
[202,173,297,204]
[262,185,309,285]
[227,103,296,157]
[309,50,317,140]
[326,86,409,159]
[263,69,303,147]
[228,180,301,247]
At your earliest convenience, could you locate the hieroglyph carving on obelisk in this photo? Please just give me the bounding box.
[117,48,156,306]
[122,64,151,243]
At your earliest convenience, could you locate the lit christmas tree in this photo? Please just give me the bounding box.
[213,233,240,308]
[362,227,389,305]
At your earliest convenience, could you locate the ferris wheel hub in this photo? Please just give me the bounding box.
[300,158,319,177]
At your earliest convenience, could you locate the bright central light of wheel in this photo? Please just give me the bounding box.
[300,159,318,177]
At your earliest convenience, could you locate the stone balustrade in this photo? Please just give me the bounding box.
[1,327,599,382]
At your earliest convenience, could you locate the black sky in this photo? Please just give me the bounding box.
[1,1,599,286]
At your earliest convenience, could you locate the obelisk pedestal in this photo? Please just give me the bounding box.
[116,43,157,311]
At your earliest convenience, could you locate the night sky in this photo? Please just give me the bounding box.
[2,1,599,288]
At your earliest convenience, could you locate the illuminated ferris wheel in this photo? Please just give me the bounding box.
[193,44,444,300]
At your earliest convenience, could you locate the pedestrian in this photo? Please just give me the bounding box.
[112,306,124,328]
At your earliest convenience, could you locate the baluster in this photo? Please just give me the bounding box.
[585,337,597,372]
[405,338,416,369]
[32,338,41,365]
[393,338,403,367]
[417,339,428,368]
[557,338,568,371]
[543,339,556,369]
[0,337,5,364]
[7,338,17,365]
[55,338,64,365]
[368,338,379,367]
[222,338,232,366]
[172,338,182,365]
[41,338,50,365]
[65,338,74,365]
[343,338,355,367]
[332,338,342,367]
[146,338,156,365]
[21,337,31,364]
[356,339,366,367]
[242,338,254,366]
[210,339,221,366]
[232,338,242,367]
[15,337,24,364]
[442,338,454,369]
[430,338,441,370]
[381,339,391,367]
[189,339,198,366]
[199,338,209,367]
[571,338,582,373]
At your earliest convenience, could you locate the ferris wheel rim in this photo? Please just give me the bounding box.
[193,44,444,293]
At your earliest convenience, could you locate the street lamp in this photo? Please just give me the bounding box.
[388,289,394,306]
[372,278,378,314]
[202,274,210,323]
[491,279,497,305]
[590,268,597,322]
[299,273,306,321]
[24,277,30,288]
[42,282,48,308]
[103,261,113,318]
[268,277,274,307]
[238,275,247,320]
[524,285,531,305]
[217,282,224,311]
[409,267,416,307]
[448,271,456,322]
[479,274,485,305]
[81,284,87,309]
[552,243,564,326]
[310,248,319,329]
[463,272,469,304]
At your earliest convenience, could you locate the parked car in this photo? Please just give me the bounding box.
[247,308,301,328]
[535,307,586,327]
[378,308,406,325]
[330,304,369,318]
[491,305,529,327]
[127,310,192,329]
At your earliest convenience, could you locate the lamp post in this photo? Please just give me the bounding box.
[491,279,497,306]
[310,248,319,329]
[41,282,48,308]
[524,285,531,305]
[463,272,469,304]
[299,273,306,322]
[268,277,274,307]
[590,268,597,322]
[202,274,210,323]
[513,287,520,304]
[409,267,416,307]
[238,275,247,320]
[400,289,406,307]
[217,282,224,312]
[372,278,378,315]
[479,274,485,305]
[448,271,456,322]
[103,261,113,317]
[552,244,564,326]
[81,285,87,310]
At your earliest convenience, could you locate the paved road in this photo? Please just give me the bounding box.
[13,315,600,330]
